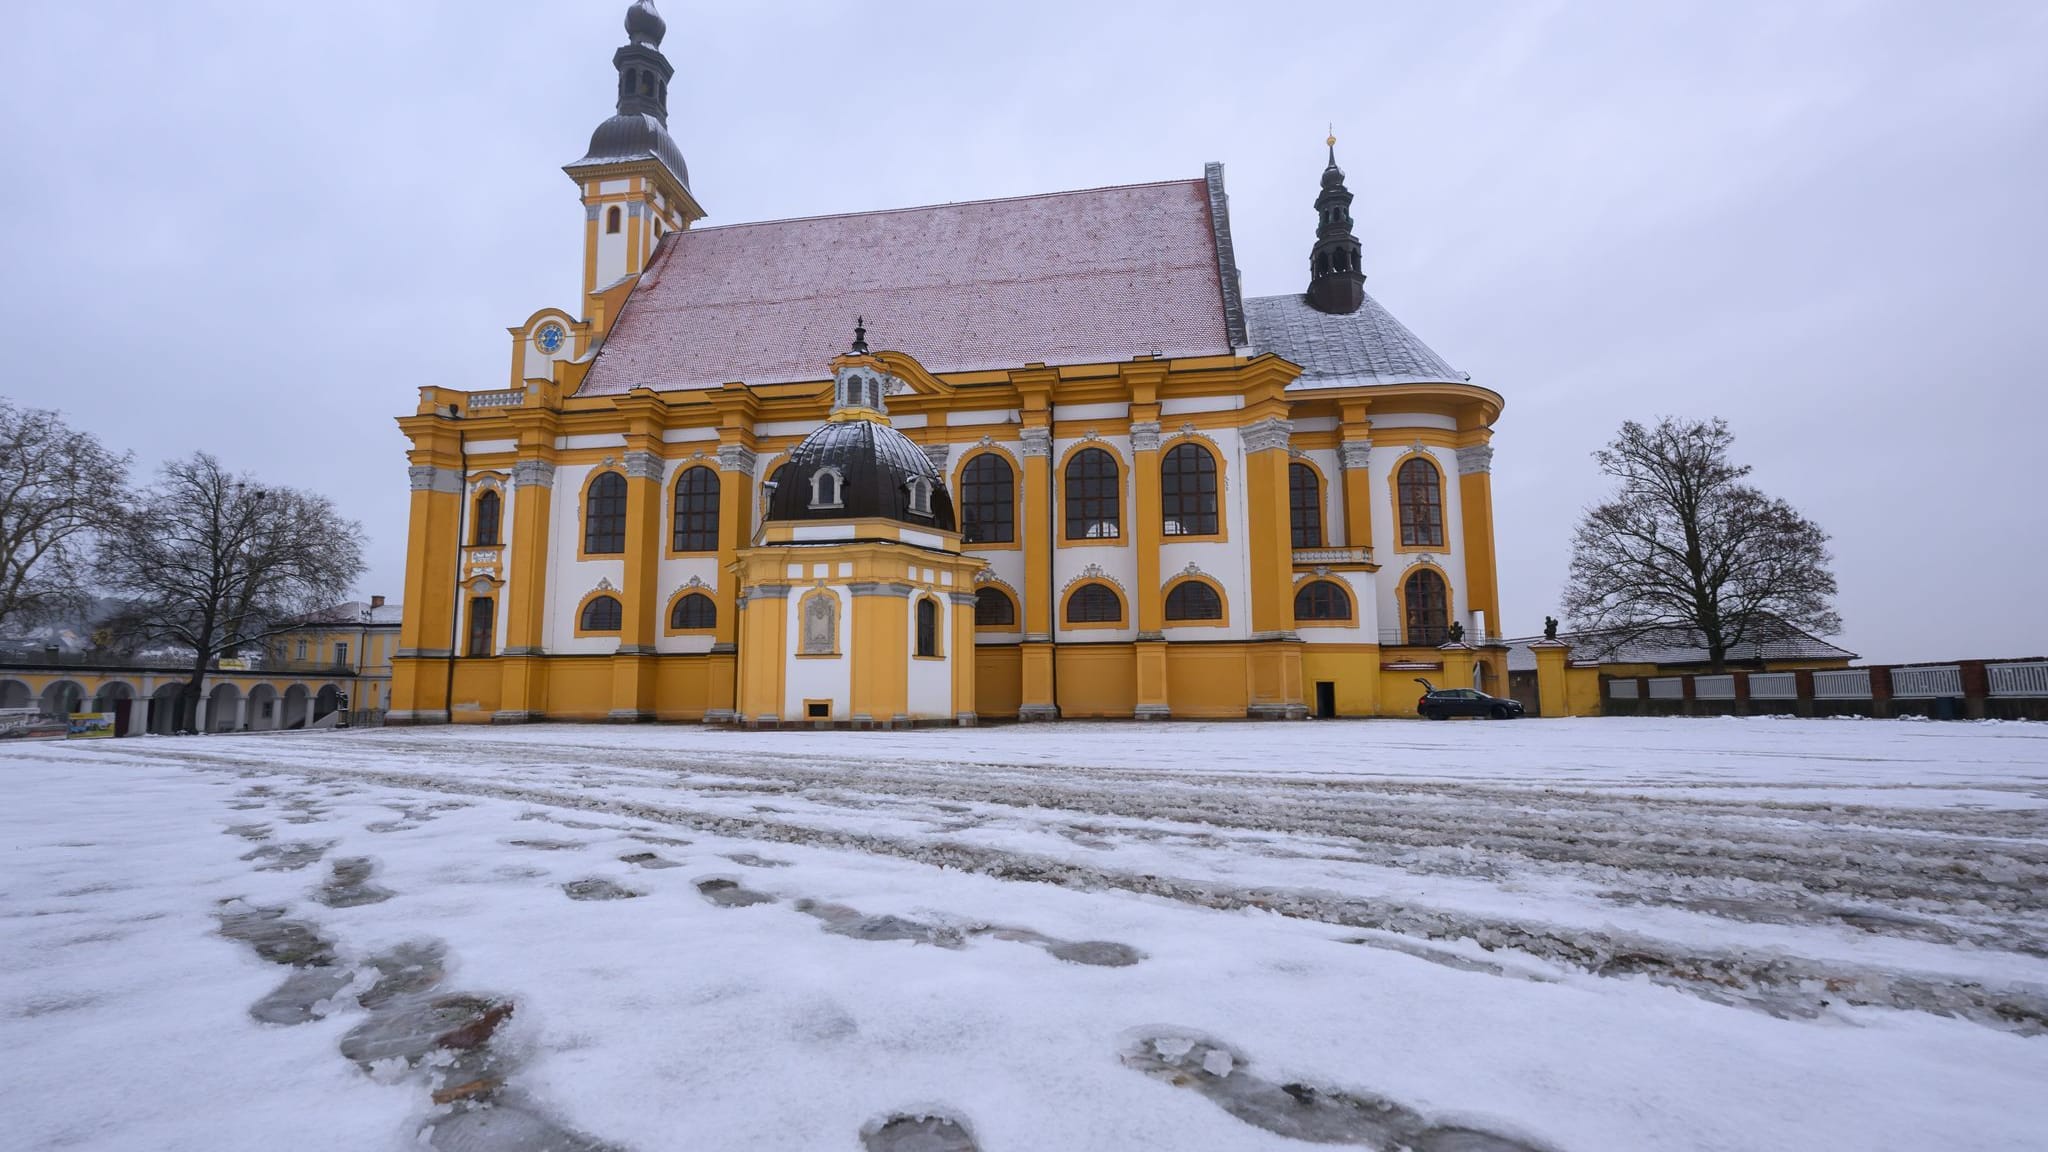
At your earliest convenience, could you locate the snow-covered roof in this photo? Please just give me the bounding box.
[304,601,404,628]
[1244,291,1467,389]
[577,177,1237,395]
[1504,622,1856,672]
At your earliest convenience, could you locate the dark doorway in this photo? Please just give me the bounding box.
[1314,681,1337,719]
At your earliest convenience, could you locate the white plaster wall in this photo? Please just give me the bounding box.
[783,587,851,720]
[1366,443,1467,643]
[907,597,953,719]
[1369,412,1458,432]
[970,550,1027,643]
[543,461,628,654]
[1297,447,1345,548]
[1051,433,1138,641]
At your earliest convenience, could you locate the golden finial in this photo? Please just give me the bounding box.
[1327,123,1337,149]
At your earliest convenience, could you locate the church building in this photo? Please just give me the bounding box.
[389,1,1508,726]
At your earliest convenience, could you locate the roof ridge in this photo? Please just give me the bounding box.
[682,176,1208,236]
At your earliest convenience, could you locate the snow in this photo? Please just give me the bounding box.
[3,717,2045,1151]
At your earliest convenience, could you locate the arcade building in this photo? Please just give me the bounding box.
[389,1,1509,726]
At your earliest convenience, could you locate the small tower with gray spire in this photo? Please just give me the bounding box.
[1306,132,1366,315]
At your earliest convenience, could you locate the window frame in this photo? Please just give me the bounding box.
[1162,576,1228,628]
[1288,461,1324,549]
[472,488,502,547]
[972,585,1018,631]
[1394,453,1447,551]
[1400,567,1452,646]
[576,593,624,636]
[1061,581,1126,629]
[914,596,942,659]
[669,466,721,555]
[955,449,1018,547]
[1161,440,1224,540]
[581,470,627,557]
[466,596,495,657]
[1060,444,1124,545]
[1293,578,1354,627]
[666,590,717,634]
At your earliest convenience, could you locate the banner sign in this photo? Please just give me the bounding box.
[67,712,118,739]
[1,708,70,741]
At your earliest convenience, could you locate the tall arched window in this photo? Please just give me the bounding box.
[960,454,1015,544]
[1065,582,1123,625]
[1294,580,1353,623]
[670,592,716,630]
[584,472,626,554]
[1288,463,1323,548]
[1403,569,1449,644]
[916,597,939,657]
[1063,448,1120,540]
[606,205,622,234]
[671,467,719,552]
[1398,457,1445,548]
[1162,443,1219,536]
[1164,580,1223,622]
[467,596,495,657]
[580,596,623,633]
[473,490,501,546]
[974,586,1016,628]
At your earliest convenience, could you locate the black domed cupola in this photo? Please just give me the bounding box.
[1306,132,1366,316]
[764,324,958,532]
[625,0,667,48]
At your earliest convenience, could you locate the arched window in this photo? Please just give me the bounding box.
[1403,569,1449,645]
[638,71,653,96]
[1162,443,1219,536]
[810,468,843,509]
[580,596,623,633]
[1294,580,1353,623]
[670,592,716,631]
[1065,582,1123,625]
[916,597,939,657]
[1063,448,1120,540]
[974,586,1016,628]
[671,467,719,552]
[906,476,933,517]
[1164,580,1223,622]
[960,453,1015,544]
[584,472,626,554]
[1398,457,1445,548]
[473,490,501,546]
[1289,463,1323,548]
[606,205,622,234]
[467,596,495,657]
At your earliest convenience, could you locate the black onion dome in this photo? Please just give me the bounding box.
[767,420,957,533]
[625,0,666,47]
[574,113,690,189]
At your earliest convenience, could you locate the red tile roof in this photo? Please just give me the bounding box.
[577,178,1235,395]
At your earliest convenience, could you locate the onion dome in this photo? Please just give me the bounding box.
[1307,131,1366,315]
[577,114,690,188]
[625,0,666,48]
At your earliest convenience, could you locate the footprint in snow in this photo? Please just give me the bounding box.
[974,926,1141,968]
[1121,1030,1556,1150]
[241,840,334,872]
[619,851,681,870]
[797,900,965,948]
[725,852,791,868]
[316,857,395,908]
[696,878,777,908]
[562,878,642,901]
[214,900,352,1025]
[861,1112,979,1152]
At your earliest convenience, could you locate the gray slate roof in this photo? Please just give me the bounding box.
[1503,624,1857,672]
[1244,292,1466,388]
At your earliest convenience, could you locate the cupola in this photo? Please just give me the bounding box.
[1306,132,1366,315]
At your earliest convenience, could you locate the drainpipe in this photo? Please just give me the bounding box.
[1045,399,1059,717]
[445,424,468,724]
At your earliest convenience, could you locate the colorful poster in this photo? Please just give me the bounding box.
[67,712,119,739]
[1,708,71,740]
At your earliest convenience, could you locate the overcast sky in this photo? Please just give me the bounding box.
[3,1,2043,663]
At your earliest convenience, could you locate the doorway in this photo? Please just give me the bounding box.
[1314,681,1337,719]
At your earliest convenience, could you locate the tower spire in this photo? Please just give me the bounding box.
[1306,133,1366,315]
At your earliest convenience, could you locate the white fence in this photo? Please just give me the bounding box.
[1891,665,1964,698]
[1694,674,1736,700]
[1647,677,1684,700]
[1608,678,1639,699]
[1748,672,1798,699]
[1989,661,2048,698]
[1813,669,1873,699]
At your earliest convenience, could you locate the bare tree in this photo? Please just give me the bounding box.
[97,453,366,729]
[1562,417,1840,672]
[0,400,131,633]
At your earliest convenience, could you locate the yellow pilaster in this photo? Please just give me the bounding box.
[1016,370,1057,721]
[1339,400,1374,550]
[1125,362,1172,720]
[1457,440,1500,637]
[1243,412,1307,719]
[580,189,600,300]
[851,583,910,727]
[1439,644,1478,691]
[950,591,977,725]
[496,446,557,722]
[611,395,666,721]
[737,580,789,724]
[391,410,464,724]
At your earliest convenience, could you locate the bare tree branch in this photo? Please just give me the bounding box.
[0,400,130,632]
[1562,417,1841,671]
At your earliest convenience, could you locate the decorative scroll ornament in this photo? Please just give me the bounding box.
[623,450,664,481]
[512,460,557,489]
[1338,440,1373,471]
[1181,561,1205,577]
[1129,421,1162,452]
[717,444,757,475]
[1457,444,1495,476]
[1020,427,1052,458]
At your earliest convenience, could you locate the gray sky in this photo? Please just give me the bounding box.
[3,1,2043,663]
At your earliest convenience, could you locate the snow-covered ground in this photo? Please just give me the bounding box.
[4,718,2046,1151]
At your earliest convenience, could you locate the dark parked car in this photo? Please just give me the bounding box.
[1415,679,1524,720]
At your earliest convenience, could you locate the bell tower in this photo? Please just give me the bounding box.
[1306,132,1366,315]
[563,1,707,302]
